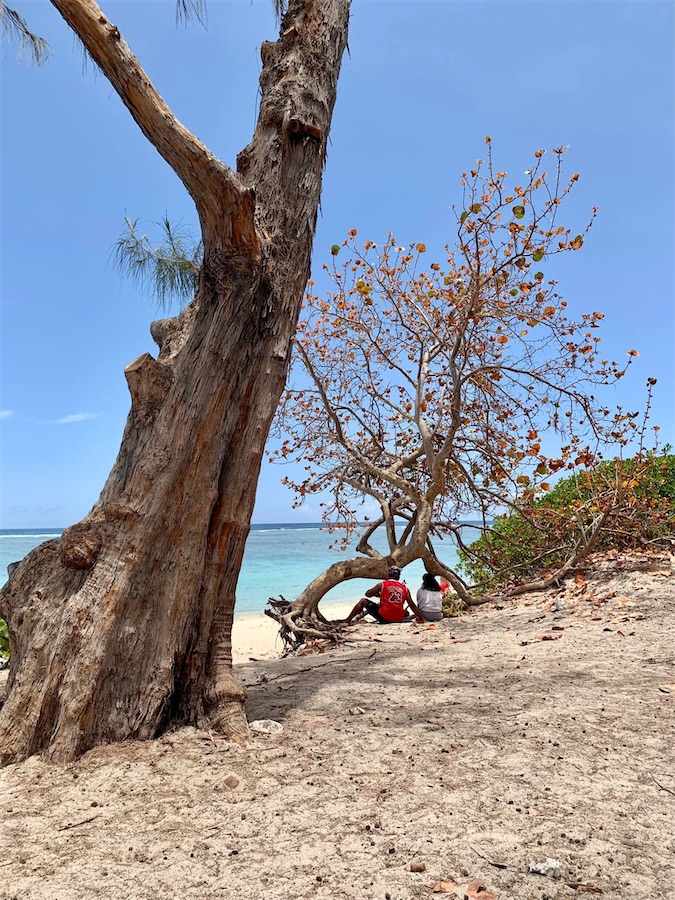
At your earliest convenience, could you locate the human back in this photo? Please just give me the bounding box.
[340,564,425,626]
[416,573,443,622]
[378,577,407,622]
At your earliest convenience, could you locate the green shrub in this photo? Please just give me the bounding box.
[459,452,675,587]
[0,618,9,666]
[442,591,466,617]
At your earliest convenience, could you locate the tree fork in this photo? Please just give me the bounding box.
[0,0,351,764]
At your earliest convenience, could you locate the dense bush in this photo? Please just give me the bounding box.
[459,452,675,587]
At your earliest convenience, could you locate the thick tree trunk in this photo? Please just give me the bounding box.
[0,0,350,764]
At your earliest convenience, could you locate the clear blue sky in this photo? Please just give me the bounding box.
[1,0,673,528]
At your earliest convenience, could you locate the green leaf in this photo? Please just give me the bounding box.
[460,211,469,222]
[331,244,341,256]
[0,618,9,658]
[176,0,207,27]
[114,216,202,310]
[510,288,519,296]
[470,203,482,214]
[532,249,544,262]
[534,271,544,281]
[512,205,525,219]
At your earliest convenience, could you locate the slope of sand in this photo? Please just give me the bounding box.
[1,549,674,900]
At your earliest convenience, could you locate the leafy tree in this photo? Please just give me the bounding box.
[267,143,651,643]
[0,0,351,764]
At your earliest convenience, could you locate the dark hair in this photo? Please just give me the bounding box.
[422,573,440,591]
[388,565,402,579]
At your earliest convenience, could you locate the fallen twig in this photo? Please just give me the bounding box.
[57,814,101,831]
[244,650,377,686]
[469,844,508,869]
[650,772,675,796]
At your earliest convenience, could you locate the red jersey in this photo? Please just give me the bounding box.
[378,579,407,622]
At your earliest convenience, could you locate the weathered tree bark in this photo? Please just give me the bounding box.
[0,0,351,763]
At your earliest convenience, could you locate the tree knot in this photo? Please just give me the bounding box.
[59,524,102,570]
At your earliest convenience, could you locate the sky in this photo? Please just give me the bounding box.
[1,0,673,529]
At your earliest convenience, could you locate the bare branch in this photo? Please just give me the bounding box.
[50,0,257,253]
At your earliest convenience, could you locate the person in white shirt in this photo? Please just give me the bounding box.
[416,573,444,622]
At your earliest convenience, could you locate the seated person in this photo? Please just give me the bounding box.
[416,572,444,622]
[341,565,424,625]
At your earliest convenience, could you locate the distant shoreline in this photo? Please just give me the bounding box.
[0,519,490,535]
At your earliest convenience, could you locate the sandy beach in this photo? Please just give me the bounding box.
[1,549,674,900]
[231,599,353,664]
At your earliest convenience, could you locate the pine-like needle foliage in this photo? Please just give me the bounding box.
[272,0,289,21]
[175,0,207,27]
[114,217,203,309]
[1,2,51,65]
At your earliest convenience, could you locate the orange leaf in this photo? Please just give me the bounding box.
[497,335,509,345]
[416,243,427,253]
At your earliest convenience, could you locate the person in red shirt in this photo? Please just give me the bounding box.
[340,565,425,625]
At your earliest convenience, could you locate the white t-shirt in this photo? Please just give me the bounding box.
[416,588,443,616]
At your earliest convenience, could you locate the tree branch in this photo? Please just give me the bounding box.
[295,340,423,502]
[507,506,613,596]
[50,0,257,254]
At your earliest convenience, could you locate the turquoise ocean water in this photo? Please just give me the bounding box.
[0,525,461,616]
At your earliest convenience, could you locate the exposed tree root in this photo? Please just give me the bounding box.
[265,596,348,655]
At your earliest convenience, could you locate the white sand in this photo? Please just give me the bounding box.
[2,549,674,900]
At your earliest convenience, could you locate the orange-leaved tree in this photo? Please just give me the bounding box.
[268,142,644,642]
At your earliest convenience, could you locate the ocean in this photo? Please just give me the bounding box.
[0,525,461,616]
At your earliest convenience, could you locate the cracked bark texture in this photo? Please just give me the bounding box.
[0,0,351,763]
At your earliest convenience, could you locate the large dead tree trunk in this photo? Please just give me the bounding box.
[0,0,350,764]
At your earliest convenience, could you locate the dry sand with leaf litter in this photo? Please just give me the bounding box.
[1,549,674,900]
